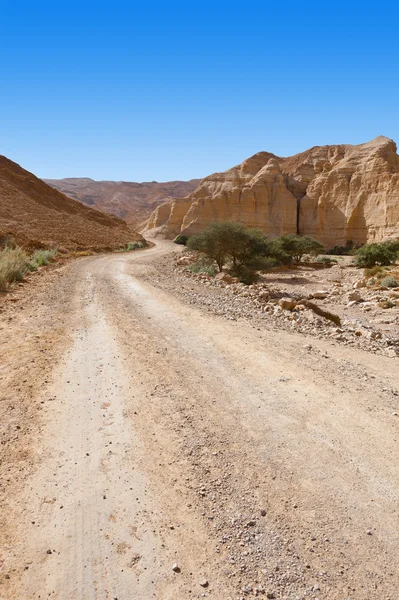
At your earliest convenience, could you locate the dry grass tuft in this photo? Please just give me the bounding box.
[0,247,30,291]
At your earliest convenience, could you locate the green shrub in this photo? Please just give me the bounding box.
[326,241,355,255]
[380,276,398,288]
[0,247,30,291]
[272,234,324,263]
[355,243,397,268]
[29,249,57,270]
[316,256,338,265]
[125,241,145,251]
[187,221,292,283]
[189,259,216,277]
[382,239,399,255]
[174,234,188,246]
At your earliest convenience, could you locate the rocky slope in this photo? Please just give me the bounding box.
[44,177,201,226]
[0,156,142,250]
[146,136,399,247]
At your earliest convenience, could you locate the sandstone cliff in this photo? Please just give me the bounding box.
[146,136,399,247]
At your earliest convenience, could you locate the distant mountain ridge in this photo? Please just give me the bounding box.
[0,156,142,250]
[44,177,201,226]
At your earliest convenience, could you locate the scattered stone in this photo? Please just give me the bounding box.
[279,297,297,310]
[199,578,209,587]
[312,290,329,299]
[172,563,181,572]
[347,291,363,302]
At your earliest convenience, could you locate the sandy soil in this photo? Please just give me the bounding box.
[1,241,399,600]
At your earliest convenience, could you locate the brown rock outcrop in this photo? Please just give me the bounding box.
[146,136,399,247]
[0,156,143,250]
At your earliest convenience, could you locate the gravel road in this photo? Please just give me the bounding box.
[1,241,399,599]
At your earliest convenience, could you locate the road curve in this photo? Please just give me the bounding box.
[1,241,399,599]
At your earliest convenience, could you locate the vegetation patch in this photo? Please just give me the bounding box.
[174,234,188,246]
[271,234,324,264]
[0,246,58,292]
[355,242,398,268]
[29,249,58,270]
[380,276,398,288]
[186,222,325,284]
[0,247,30,291]
[326,241,356,255]
[119,241,147,252]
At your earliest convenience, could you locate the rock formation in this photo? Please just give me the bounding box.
[0,156,143,250]
[146,136,399,247]
[44,177,201,226]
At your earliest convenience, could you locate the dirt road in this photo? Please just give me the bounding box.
[1,242,399,599]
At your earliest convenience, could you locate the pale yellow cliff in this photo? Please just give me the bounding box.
[145,136,399,246]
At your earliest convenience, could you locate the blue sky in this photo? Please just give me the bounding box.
[1,1,398,181]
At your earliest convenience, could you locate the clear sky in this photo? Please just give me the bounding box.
[1,1,398,182]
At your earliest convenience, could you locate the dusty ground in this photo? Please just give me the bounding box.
[149,252,399,358]
[1,242,399,600]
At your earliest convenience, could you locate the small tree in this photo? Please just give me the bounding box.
[187,221,291,282]
[187,222,233,271]
[355,243,397,268]
[272,234,324,264]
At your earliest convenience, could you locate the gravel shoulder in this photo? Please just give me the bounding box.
[1,241,399,600]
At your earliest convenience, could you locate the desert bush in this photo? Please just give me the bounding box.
[326,241,356,255]
[124,241,145,251]
[29,249,57,270]
[316,256,338,265]
[0,247,30,291]
[174,234,188,246]
[380,299,396,309]
[382,239,399,255]
[272,234,324,263]
[189,258,217,277]
[355,243,397,268]
[364,265,387,279]
[187,221,291,283]
[380,276,398,288]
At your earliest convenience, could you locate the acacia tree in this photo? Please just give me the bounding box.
[272,234,324,263]
[187,222,291,282]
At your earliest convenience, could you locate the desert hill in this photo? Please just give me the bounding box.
[0,156,142,250]
[44,177,201,226]
[146,136,399,247]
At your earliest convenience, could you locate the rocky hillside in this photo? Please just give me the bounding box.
[44,177,201,226]
[0,156,142,250]
[146,136,399,247]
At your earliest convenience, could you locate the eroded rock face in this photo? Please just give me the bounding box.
[146,136,399,246]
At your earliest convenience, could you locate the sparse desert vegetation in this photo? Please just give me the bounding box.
[0,245,58,292]
[0,246,30,291]
[186,222,324,284]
